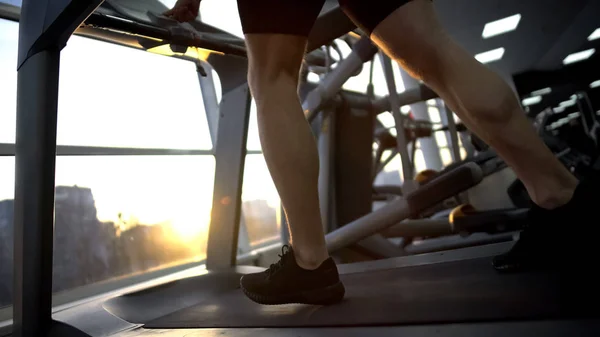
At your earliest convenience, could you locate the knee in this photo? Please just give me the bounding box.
[245,35,306,101]
[247,63,299,102]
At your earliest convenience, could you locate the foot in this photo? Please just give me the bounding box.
[492,177,596,272]
[240,245,345,305]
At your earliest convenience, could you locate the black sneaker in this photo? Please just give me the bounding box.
[240,245,345,305]
[491,206,560,272]
[492,178,595,272]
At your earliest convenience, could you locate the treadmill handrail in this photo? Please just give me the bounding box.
[325,162,484,252]
[84,3,354,59]
[84,12,248,58]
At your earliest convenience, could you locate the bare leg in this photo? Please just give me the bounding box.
[245,34,329,269]
[368,0,578,209]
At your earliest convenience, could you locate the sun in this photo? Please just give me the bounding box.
[170,204,212,241]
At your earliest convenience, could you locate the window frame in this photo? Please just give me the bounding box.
[0,11,272,323]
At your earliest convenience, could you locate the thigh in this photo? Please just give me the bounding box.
[341,0,445,83]
[339,0,419,36]
[237,0,326,36]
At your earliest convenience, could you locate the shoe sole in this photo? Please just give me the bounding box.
[241,281,346,305]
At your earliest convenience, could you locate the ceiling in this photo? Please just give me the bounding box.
[2,0,598,89]
[325,0,599,79]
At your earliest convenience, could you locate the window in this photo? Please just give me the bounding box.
[413,149,427,173]
[1,24,220,309]
[428,104,469,166]
[0,156,14,309]
[0,155,214,303]
[50,155,214,294]
[0,19,17,144]
[57,35,212,150]
[200,0,243,38]
[247,101,261,151]
[241,154,281,249]
[0,0,21,7]
[374,149,404,185]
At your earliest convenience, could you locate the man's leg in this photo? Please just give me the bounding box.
[237,0,344,305]
[339,0,590,271]
[245,34,329,270]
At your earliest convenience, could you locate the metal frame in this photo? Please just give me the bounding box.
[325,163,483,252]
[0,144,227,156]
[14,47,62,337]
[338,241,513,274]
[379,52,416,191]
[317,109,336,232]
[116,320,600,337]
[14,2,105,336]
[205,79,252,270]
[398,68,443,170]
[303,36,379,122]
[575,91,600,147]
[0,3,19,21]
[197,61,221,148]
[438,100,462,163]
[403,232,516,255]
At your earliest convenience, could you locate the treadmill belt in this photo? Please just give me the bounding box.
[145,257,599,328]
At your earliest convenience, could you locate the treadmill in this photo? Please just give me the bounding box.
[6,0,600,336]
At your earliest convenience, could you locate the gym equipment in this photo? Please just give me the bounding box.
[104,244,596,329]
[449,204,527,235]
[308,35,526,255]
[9,1,600,337]
[507,105,600,207]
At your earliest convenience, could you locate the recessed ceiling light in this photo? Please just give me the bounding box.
[559,99,576,108]
[590,80,600,89]
[482,14,522,39]
[588,28,600,41]
[563,48,595,65]
[530,87,552,96]
[522,96,542,106]
[475,47,505,64]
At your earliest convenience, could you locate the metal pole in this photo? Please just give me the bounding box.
[439,101,461,163]
[403,232,516,255]
[197,62,220,148]
[318,111,334,232]
[13,48,59,337]
[206,83,252,269]
[381,219,452,238]
[378,52,415,190]
[14,0,104,335]
[326,163,483,252]
[398,69,443,170]
[303,37,378,122]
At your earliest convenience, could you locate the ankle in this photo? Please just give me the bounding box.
[531,183,577,210]
[293,248,329,270]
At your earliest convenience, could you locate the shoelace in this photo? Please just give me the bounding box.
[267,245,292,277]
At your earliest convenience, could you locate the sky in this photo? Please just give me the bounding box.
[0,16,279,239]
[0,1,457,239]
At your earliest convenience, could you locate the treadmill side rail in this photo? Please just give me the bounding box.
[325,162,483,252]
